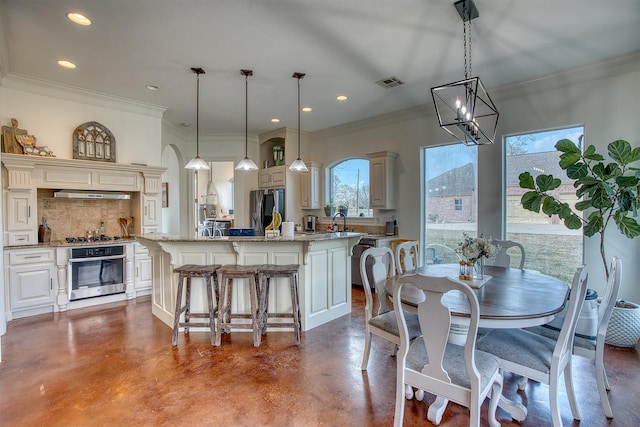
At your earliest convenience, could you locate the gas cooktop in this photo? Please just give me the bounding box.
[65,236,122,244]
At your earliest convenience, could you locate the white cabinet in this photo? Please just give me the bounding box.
[5,248,56,318]
[5,190,37,245]
[367,151,398,209]
[258,165,287,188]
[300,162,322,209]
[134,243,152,293]
[142,194,161,233]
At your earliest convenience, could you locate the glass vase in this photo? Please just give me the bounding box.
[473,257,485,280]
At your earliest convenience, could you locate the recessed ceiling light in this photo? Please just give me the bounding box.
[271,118,280,123]
[302,107,312,112]
[336,95,348,101]
[57,60,76,69]
[145,84,159,91]
[66,12,91,26]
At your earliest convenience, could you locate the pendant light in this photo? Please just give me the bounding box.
[289,72,308,172]
[185,67,210,170]
[430,0,499,146]
[236,69,258,171]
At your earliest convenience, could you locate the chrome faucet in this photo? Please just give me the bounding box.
[332,212,347,232]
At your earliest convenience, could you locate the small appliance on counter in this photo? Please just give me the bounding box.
[304,215,318,232]
[385,221,396,236]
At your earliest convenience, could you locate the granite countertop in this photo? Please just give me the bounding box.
[4,237,138,250]
[137,231,366,243]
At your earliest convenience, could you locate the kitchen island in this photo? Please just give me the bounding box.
[136,232,364,332]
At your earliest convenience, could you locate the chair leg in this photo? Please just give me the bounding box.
[249,274,261,347]
[206,275,216,346]
[517,375,528,390]
[291,273,301,345]
[488,372,503,427]
[564,359,581,421]
[427,396,448,425]
[595,347,614,417]
[183,277,192,334]
[361,331,372,371]
[394,370,406,427]
[171,276,184,346]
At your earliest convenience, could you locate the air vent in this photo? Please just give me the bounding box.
[375,76,404,89]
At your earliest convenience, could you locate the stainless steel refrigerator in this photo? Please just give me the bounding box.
[249,188,285,236]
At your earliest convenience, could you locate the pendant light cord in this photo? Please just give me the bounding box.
[245,73,249,158]
[196,72,200,156]
[297,76,301,158]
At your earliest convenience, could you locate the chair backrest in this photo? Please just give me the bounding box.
[393,272,481,390]
[425,243,462,265]
[395,241,419,274]
[596,257,622,340]
[555,265,589,360]
[360,247,396,317]
[490,239,525,269]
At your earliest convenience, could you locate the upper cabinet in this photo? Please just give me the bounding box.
[300,162,322,209]
[258,165,287,189]
[367,151,398,209]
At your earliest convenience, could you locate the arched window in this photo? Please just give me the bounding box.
[328,158,371,217]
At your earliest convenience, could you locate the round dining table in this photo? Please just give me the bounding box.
[384,263,571,422]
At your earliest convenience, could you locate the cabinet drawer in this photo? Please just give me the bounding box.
[9,248,55,265]
[7,231,38,246]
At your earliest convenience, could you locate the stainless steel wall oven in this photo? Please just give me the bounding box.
[69,245,126,301]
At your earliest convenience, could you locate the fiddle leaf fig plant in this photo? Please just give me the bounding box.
[519,136,640,280]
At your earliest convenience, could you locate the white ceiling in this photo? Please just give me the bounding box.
[1,0,639,135]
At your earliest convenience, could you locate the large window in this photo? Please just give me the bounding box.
[328,158,371,217]
[505,126,584,283]
[423,144,478,259]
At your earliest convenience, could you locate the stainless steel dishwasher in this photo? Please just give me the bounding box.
[352,237,377,287]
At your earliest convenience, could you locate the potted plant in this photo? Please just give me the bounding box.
[519,136,640,347]
[338,204,349,216]
[324,201,335,217]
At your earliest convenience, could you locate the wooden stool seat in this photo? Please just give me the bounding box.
[172,264,221,346]
[215,264,262,347]
[257,264,301,345]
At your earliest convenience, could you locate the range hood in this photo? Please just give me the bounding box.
[54,190,131,200]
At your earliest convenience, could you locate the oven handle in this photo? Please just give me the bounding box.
[69,254,127,263]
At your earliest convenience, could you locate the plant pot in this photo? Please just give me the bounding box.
[605,300,640,348]
[338,206,348,216]
[324,207,335,217]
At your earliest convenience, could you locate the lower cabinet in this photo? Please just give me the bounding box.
[134,243,152,294]
[6,248,56,319]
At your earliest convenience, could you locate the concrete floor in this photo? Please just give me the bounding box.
[0,289,638,426]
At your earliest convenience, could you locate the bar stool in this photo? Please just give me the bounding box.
[215,264,262,347]
[257,264,301,345]
[172,264,221,346]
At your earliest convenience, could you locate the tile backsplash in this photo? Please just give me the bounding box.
[37,189,134,241]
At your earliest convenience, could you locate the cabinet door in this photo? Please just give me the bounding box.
[142,194,161,227]
[369,157,386,208]
[6,190,37,245]
[9,264,55,311]
[258,170,272,187]
[300,163,321,209]
[135,244,153,291]
[270,167,286,186]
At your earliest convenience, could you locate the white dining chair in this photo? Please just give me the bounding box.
[360,247,423,400]
[525,256,621,418]
[395,240,419,274]
[489,239,525,269]
[393,272,503,427]
[476,265,588,427]
[425,243,462,265]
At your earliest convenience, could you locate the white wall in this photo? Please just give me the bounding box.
[0,76,165,165]
[310,52,640,303]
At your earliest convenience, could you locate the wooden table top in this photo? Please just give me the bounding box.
[386,264,570,326]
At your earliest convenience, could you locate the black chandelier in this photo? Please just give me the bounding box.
[431,0,499,146]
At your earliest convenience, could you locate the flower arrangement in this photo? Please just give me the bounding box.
[458,232,496,262]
